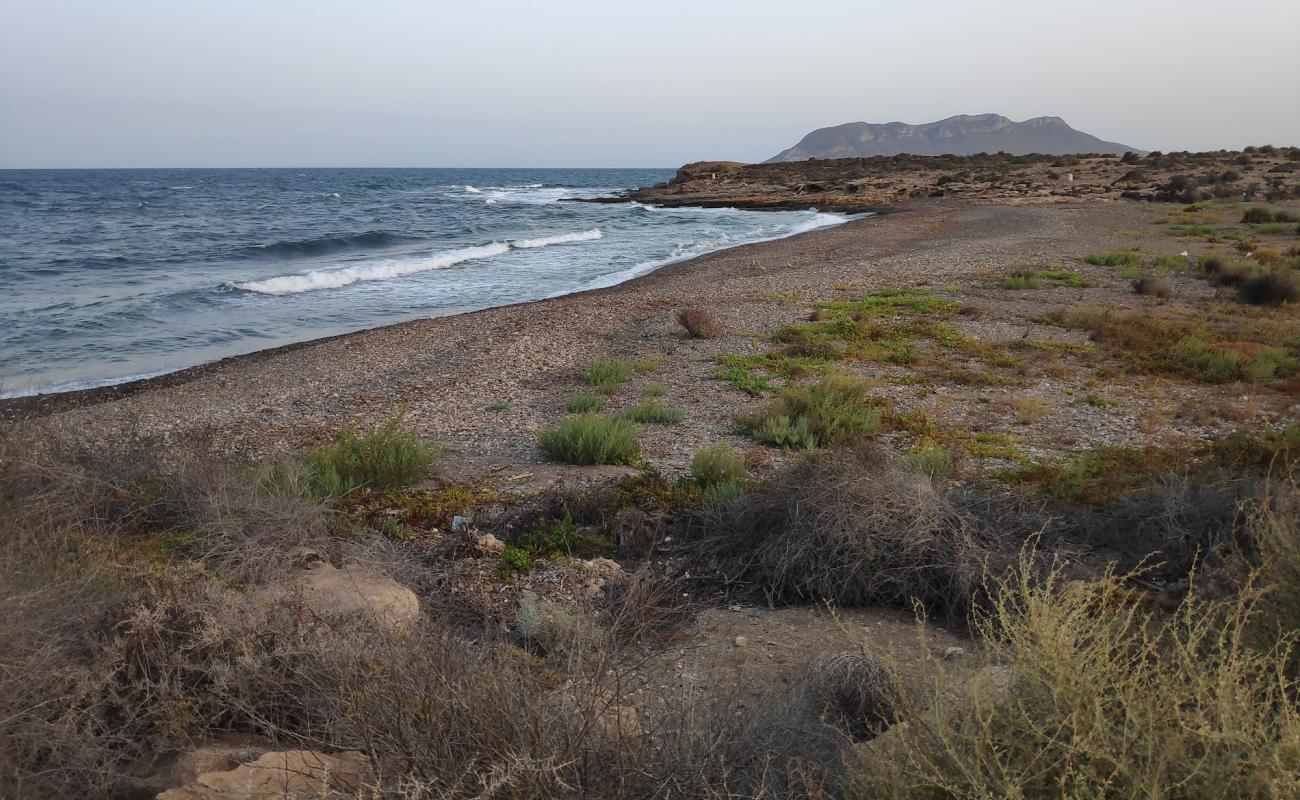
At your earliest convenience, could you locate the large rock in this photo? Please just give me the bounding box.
[156,750,371,800]
[257,562,420,633]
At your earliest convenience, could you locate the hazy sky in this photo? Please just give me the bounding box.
[2,0,1297,168]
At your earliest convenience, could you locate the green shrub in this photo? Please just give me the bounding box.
[742,374,885,450]
[642,382,668,398]
[584,358,632,392]
[690,443,747,488]
[263,417,440,498]
[1242,206,1276,223]
[1001,274,1041,290]
[538,414,640,465]
[566,393,605,413]
[498,545,532,580]
[1082,250,1141,267]
[619,401,684,424]
[903,439,954,480]
[698,481,748,508]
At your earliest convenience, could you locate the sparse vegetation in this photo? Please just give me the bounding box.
[642,382,668,397]
[904,438,955,480]
[538,414,641,465]
[618,400,684,424]
[741,374,886,449]
[567,392,606,413]
[690,442,747,488]
[260,416,441,498]
[584,357,633,392]
[1132,275,1173,298]
[1082,250,1142,268]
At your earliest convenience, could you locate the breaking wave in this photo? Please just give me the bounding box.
[513,228,602,248]
[228,242,510,295]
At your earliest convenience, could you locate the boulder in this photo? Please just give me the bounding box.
[256,563,419,633]
[156,750,372,800]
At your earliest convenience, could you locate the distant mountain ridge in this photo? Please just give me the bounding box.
[766,114,1140,162]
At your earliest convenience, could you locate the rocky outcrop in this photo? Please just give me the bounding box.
[156,750,372,800]
[255,560,420,634]
[768,114,1140,161]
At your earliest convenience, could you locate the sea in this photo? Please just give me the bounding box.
[0,168,848,397]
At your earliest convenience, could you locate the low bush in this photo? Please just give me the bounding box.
[741,374,885,450]
[642,382,667,397]
[862,559,1300,799]
[799,650,901,738]
[584,358,632,392]
[1082,250,1141,267]
[538,414,641,465]
[263,416,441,498]
[1239,269,1300,305]
[1132,275,1173,298]
[690,442,747,488]
[1242,206,1276,223]
[566,392,606,413]
[677,308,723,339]
[619,400,684,424]
[683,444,1030,616]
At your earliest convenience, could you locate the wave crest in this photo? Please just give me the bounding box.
[513,228,602,248]
[229,242,509,295]
[240,230,411,259]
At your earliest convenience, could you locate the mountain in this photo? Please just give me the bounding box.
[766,114,1140,162]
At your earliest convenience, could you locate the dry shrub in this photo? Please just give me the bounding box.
[1239,269,1300,306]
[677,308,724,339]
[1132,275,1173,298]
[682,444,1034,617]
[798,650,901,738]
[859,556,1300,799]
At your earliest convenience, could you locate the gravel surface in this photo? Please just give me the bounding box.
[9,198,1293,481]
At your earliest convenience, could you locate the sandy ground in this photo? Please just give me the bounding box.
[7,197,1293,485]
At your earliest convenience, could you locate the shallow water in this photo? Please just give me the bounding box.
[0,168,846,396]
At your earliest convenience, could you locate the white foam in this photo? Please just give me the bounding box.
[463,185,482,193]
[787,211,849,235]
[230,242,510,295]
[513,228,603,248]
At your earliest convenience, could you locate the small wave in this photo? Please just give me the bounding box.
[240,231,413,259]
[787,211,849,235]
[513,228,602,248]
[228,242,510,295]
[169,185,196,190]
[464,185,482,193]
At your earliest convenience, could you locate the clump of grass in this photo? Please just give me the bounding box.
[1082,250,1141,267]
[566,392,606,413]
[537,414,640,465]
[1239,270,1300,305]
[262,416,441,498]
[619,400,683,424]
[1080,393,1114,408]
[711,357,776,396]
[678,308,723,339]
[584,358,632,392]
[863,558,1300,799]
[1241,206,1277,223]
[1001,273,1041,290]
[741,374,885,450]
[1036,270,1089,287]
[903,439,955,481]
[1131,276,1173,298]
[486,401,511,412]
[690,443,747,488]
[1009,396,1050,424]
[642,382,667,398]
[634,353,668,372]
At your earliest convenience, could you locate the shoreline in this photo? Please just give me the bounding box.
[0,206,867,419]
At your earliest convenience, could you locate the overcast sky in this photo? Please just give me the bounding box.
[2,0,1297,168]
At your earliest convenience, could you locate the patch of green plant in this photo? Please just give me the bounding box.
[487,401,510,412]
[904,438,954,480]
[1150,254,1187,272]
[1082,250,1142,267]
[699,481,748,508]
[740,374,886,450]
[816,287,960,318]
[518,515,612,559]
[642,382,667,397]
[1001,445,1188,505]
[960,431,1028,462]
[260,416,441,499]
[1250,223,1294,235]
[1167,224,1216,238]
[498,545,532,581]
[566,393,606,413]
[1001,274,1041,290]
[537,414,640,465]
[584,358,632,392]
[711,356,777,395]
[1080,393,1115,408]
[690,442,747,488]
[619,400,684,424]
[634,354,668,372]
[1241,207,1276,224]
[1036,270,1090,287]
